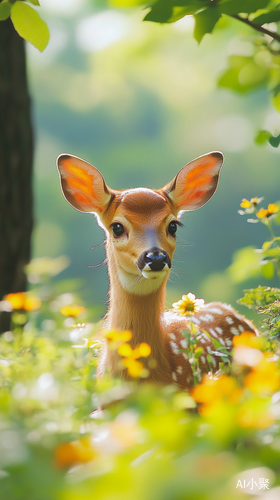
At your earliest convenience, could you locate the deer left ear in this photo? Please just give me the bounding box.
[162,152,224,214]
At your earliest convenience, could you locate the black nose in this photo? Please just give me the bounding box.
[137,247,171,272]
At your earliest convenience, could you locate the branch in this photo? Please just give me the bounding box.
[230,14,280,44]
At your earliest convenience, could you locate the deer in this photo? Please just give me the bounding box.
[57,152,258,390]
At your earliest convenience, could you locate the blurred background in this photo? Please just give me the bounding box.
[28,0,280,321]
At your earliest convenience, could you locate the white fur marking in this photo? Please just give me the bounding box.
[230,327,240,336]
[183,353,188,360]
[219,338,225,346]
[170,341,179,355]
[215,327,223,335]
[206,307,223,315]
[189,316,200,326]
[238,324,245,332]
[172,372,177,381]
[206,346,212,354]
[201,356,206,364]
[177,366,183,374]
[226,316,234,325]
[180,339,187,349]
[223,304,234,311]
[212,358,217,367]
[200,314,214,322]
[169,333,176,340]
[209,328,218,338]
[225,338,232,346]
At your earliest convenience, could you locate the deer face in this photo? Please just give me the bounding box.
[57,152,224,293]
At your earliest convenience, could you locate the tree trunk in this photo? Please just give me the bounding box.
[0,18,34,331]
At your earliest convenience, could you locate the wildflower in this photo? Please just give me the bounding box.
[5,292,41,311]
[172,293,205,316]
[60,304,85,317]
[244,353,280,394]
[240,197,262,209]
[117,342,151,377]
[257,204,279,220]
[232,331,263,351]
[105,329,132,343]
[192,374,242,416]
[55,437,95,468]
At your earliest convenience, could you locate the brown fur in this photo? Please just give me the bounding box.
[57,152,258,391]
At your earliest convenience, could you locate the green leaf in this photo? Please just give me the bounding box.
[167,5,201,23]
[253,9,280,25]
[269,134,280,148]
[262,247,280,257]
[262,240,274,251]
[228,246,262,283]
[261,261,275,279]
[273,92,280,112]
[10,1,49,52]
[255,129,272,145]
[218,55,269,94]
[144,0,173,23]
[28,0,40,5]
[220,0,270,15]
[0,2,11,20]
[194,7,221,43]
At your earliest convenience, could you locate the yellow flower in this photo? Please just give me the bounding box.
[240,197,260,209]
[55,437,95,468]
[60,304,85,317]
[117,342,151,378]
[105,329,132,343]
[172,293,205,316]
[257,204,279,219]
[5,292,41,311]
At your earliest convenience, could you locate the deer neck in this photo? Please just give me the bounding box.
[105,242,169,361]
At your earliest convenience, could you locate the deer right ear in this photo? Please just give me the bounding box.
[162,152,224,215]
[57,154,113,214]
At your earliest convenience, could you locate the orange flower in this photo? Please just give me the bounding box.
[55,437,95,468]
[232,331,263,350]
[257,204,279,219]
[192,374,243,416]
[5,292,41,311]
[60,304,85,317]
[244,354,280,394]
[172,293,205,316]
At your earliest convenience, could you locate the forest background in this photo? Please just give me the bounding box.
[19,0,280,323]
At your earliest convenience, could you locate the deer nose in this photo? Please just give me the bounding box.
[137,247,171,272]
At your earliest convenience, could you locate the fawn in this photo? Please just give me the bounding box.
[57,152,257,390]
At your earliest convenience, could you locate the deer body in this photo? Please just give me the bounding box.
[57,152,257,390]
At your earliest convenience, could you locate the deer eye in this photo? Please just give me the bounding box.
[112,223,125,238]
[168,221,178,237]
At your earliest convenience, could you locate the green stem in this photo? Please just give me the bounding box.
[230,14,280,44]
[267,221,276,240]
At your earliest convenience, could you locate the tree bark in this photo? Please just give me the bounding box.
[0,18,34,331]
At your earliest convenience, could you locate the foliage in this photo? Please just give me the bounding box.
[0,0,49,51]
[239,286,280,340]
[1,258,280,498]
[111,0,280,144]
[229,197,280,282]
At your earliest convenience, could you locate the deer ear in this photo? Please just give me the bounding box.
[57,154,112,214]
[162,152,224,214]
